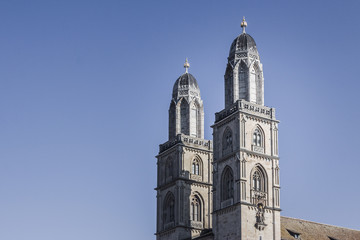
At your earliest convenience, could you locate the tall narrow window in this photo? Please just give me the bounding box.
[180,100,189,135]
[225,64,234,107]
[275,167,279,185]
[253,129,262,146]
[192,158,201,175]
[222,127,233,155]
[222,167,234,200]
[163,192,175,224]
[251,166,267,193]
[238,60,248,100]
[253,171,261,191]
[191,196,201,221]
[169,101,176,139]
[190,102,198,137]
[251,166,268,204]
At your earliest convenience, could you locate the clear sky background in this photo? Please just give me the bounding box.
[1,1,360,239]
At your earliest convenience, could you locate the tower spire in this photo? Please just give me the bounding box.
[241,16,247,33]
[184,58,190,73]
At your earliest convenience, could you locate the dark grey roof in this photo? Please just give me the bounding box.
[229,33,258,55]
[172,73,200,98]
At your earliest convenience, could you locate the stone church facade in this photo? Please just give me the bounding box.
[155,18,360,240]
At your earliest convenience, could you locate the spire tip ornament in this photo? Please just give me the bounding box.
[241,16,247,33]
[184,58,190,73]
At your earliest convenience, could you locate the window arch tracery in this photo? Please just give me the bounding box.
[190,101,200,137]
[238,60,248,100]
[190,195,201,222]
[253,128,262,147]
[251,165,268,205]
[163,192,175,224]
[251,166,267,193]
[222,127,233,156]
[192,158,201,175]
[221,166,234,201]
[180,99,189,135]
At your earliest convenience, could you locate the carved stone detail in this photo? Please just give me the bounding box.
[190,174,202,182]
[255,203,267,231]
[251,190,267,205]
[159,134,212,153]
[252,145,264,153]
[189,220,203,229]
[215,99,275,123]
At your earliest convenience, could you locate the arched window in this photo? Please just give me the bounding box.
[168,101,176,139]
[180,100,189,135]
[253,128,262,147]
[251,166,268,204]
[190,196,201,222]
[222,167,234,201]
[238,60,248,100]
[225,63,234,107]
[190,101,199,137]
[251,167,266,192]
[222,127,233,155]
[163,192,175,224]
[192,158,200,175]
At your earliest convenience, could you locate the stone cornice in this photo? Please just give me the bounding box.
[184,147,212,155]
[212,100,279,127]
[185,180,212,188]
[156,225,208,236]
[214,150,279,163]
[242,148,279,160]
[158,134,212,155]
[155,177,212,191]
[155,181,177,191]
[155,228,176,237]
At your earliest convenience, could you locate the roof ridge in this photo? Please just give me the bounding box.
[281,216,360,232]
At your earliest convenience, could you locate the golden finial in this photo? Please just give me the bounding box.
[241,16,247,33]
[184,58,190,73]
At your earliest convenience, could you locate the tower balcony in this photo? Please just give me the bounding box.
[159,134,212,154]
[215,99,276,123]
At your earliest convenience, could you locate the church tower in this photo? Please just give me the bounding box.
[156,60,213,240]
[212,18,281,240]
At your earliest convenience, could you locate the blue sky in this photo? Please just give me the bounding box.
[1,1,360,239]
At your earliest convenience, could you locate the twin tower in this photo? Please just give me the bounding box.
[156,19,281,240]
